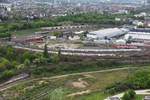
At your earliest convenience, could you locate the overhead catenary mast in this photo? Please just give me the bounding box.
[147,0,150,5]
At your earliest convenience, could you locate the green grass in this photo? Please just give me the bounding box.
[74,92,108,100]
[11,28,41,36]
[1,63,150,100]
[74,93,144,100]
[30,62,140,78]
[136,95,144,100]
[1,68,133,100]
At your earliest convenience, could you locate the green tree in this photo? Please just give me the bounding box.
[0,58,11,71]
[122,90,136,100]
[128,70,150,88]
[51,54,60,64]
[122,92,130,100]
[23,51,32,62]
[0,70,15,80]
[24,59,31,66]
[16,64,25,70]
[52,32,61,37]
[128,89,136,99]
[6,46,14,61]
[43,44,49,58]
[126,36,133,44]
[33,53,48,65]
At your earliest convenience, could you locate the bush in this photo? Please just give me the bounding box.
[106,69,150,94]
[127,70,150,89]
[16,64,25,70]
[128,89,136,98]
[0,32,11,38]
[51,54,60,64]
[0,70,15,81]
[0,58,11,71]
[122,90,136,100]
[24,59,31,66]
[122,92,131,100]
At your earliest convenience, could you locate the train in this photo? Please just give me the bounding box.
[112,45,138,49]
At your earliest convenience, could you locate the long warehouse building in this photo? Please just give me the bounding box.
[87,28,128,40]
[125,32,150,41]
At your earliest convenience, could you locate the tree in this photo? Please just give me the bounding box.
[83,31,88,37]
[16,64,25,70]
[23,51,33,62]
[33,53,48,65]
[128,70,150,89]
[51,54,60,64]
[6,46,14,61]
[126,36,133,44]
[52,32,61,38]
[12,61,19,69]
[8,33,12,41]
[43,44,49,58]
[58,49,61,57]
[0,70,15,80]
[122,92,130,100]
[24,59,31,66]
[0,58,11,71]
[122,90,136,100]
[80,31,88,40]
[128,89,136,98]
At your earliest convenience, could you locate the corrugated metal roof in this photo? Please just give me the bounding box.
[125,33,150,40]
[88,28,128,39]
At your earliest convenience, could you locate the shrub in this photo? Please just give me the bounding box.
[51,54,60,64]
[0,58,11,71]
[0,70,15,80]
[122,92,131,100]
[128,89,136,98]
[122,90,136,100]
[16,64,25,70]
[24,59,31,66]
[106,69,150,94]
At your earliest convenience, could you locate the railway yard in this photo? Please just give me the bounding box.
[1,15,150,100]
[1,26,150,100]
[5,24,150,64]
[1,1,150,100]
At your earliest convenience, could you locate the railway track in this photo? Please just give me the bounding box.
[14,46,142,57]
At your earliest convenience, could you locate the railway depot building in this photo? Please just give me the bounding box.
[87,28,128,41]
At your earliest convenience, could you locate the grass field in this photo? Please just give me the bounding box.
[74,93,144,100]
[136,95,144,100]
[1,68,134,100]
[11,28,41,36]
[74,92,109,100]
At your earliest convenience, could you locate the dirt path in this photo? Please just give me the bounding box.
[67,90,91,97]
[0,67,135,92]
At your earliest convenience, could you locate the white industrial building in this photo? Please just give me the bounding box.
[125,32,150,40]
[0,3,12,11]
[87,28,128,40]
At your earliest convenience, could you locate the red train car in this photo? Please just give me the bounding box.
[112,45,138,49]
[25,36,44,43]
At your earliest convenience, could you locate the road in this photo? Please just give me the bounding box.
[0,67,134,92]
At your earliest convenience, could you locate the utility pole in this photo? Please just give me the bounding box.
[144,0,147,7]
